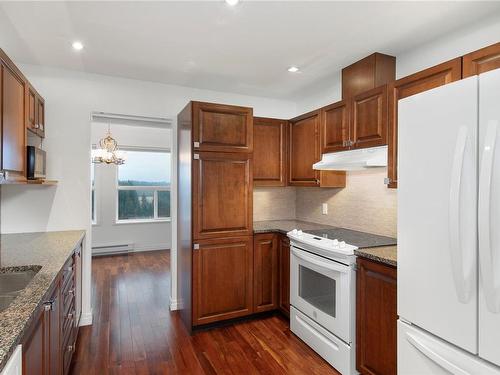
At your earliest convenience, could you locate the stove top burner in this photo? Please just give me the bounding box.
[304,228,396,249]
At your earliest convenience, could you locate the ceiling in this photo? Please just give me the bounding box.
[0,1,498,99]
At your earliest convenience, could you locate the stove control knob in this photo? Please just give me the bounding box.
[297,230,303,236]
[292,229,298,235]
[339,241,346,248]
[332,239,339,246]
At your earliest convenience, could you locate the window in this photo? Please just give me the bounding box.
[117,150,171,222]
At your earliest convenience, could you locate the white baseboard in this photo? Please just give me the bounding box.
[92,243,170,256]
[79,309,93,326]
[169,298,182,311]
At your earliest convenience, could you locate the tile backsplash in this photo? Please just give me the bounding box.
[254,169,397,238]
[253,187,296,221]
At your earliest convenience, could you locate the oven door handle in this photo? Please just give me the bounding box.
[292,247,348,273]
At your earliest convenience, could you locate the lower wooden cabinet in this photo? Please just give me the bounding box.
[356,257,397,375]
[253,233,279,312]
[192,236,254,326]
[21,244,82,375]
[278,235,290,317]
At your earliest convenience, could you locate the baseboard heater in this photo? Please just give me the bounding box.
[92,243,134,256]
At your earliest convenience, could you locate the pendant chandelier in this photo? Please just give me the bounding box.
[92,124,126,165]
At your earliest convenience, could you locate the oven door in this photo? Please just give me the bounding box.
[291,245,353,343]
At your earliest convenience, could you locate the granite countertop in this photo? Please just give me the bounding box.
[253,219,337,235]
[0,230,85,372]
[254,220,397,266]
[355,246,397,267]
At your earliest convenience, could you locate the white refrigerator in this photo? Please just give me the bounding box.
[398,68,500,374]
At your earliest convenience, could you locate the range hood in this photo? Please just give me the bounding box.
[313,145,388,171]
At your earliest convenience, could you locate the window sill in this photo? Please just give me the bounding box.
[115,218,171,225]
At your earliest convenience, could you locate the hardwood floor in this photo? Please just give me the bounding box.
[70,250,340,375]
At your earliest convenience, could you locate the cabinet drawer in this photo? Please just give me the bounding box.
[61,256,75,289]
[61,300,75,345]
[62,276,75,316]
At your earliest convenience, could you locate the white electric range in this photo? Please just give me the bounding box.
[287,228,396,375]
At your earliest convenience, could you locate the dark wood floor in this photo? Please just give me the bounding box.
[70,250,340,375]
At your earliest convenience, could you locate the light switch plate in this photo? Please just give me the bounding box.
[322,203,328,215]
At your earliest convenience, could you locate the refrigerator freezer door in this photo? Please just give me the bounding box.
[398,320,500,375]
[479,68,500,367]
[398,77,478,353]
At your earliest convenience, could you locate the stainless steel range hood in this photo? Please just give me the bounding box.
[313,145,388,171]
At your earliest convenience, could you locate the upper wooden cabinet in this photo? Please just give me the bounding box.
[26,85,45,138]
[192,101,253,153]
[253,117,287,186]
[192,151,253,239]
[1,59,26,177]
[192,236,254,326]
[288,110,320,186]
[356,257,397,375]
[463,42,500,78]
[351,85,388,149]
[387,58,462,188]
[320,100,350,154]
[289,110,346,188]
[342,53,396,99]
[253,233,279,313]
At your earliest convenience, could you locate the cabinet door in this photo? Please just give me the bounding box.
[288,111,320,186]
[463,42,500,78]
[253,117,287,186]
[46,283,61,375]
[279,235,290,317]
[356,257,397,375]
[22,305,46,375]
[320,100,350,153]
[27,86,36,132]
[1,62,25,174]
[192,236,253,326]
[192,101,253,153]
[37,96,45,138]
[253,233,278,313]
[192,152,252,239]
[387,58,461,188]
[351,85,388,149]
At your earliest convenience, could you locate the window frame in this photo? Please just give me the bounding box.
[115,147,171,224]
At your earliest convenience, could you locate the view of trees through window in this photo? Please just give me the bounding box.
[117,150,171,221]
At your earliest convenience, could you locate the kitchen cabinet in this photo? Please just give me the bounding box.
[192,101,253,153]
[289,110,346,187]
[462,42,500,78]
[342,53,395,99]
[386,58,462,188]
[253,233,279,313]
[20,242,82,375]
[22,282,60,375]
[26,85,45,138]
[192,236,254,326]
[1,56,26,178]
[253,117,287,186]
[278,234,290,317]
[192,151,253,240]
[351,85,388,149]
[320,100,350,154]
[356,257,397,375]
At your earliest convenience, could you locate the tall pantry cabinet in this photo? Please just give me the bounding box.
[178,101,254,329]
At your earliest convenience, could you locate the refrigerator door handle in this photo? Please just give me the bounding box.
[449,126,474,303]
[479,121,500,313]
[406,332,469,375]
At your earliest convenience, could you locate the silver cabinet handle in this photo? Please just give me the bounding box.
[68,289,75,296]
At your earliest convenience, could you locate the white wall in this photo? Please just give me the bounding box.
[0,65,297,320]
[294,14,500,114]
[91,123,172,252]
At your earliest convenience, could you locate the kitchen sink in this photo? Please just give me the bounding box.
[0,269,39,312]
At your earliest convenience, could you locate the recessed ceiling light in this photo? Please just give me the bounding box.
[72,41,84,51]
[288,66,300,73]
[225,0,239,5]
